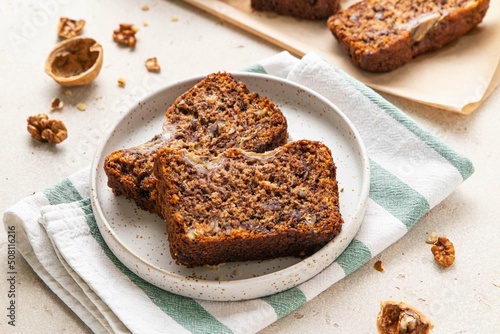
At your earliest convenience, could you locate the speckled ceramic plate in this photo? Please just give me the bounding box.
[90,72,370,301]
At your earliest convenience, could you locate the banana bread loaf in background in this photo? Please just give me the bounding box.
[251,0,340,20]
[104,72,288,216]
[327,0,490,72]
[154,140,343,267]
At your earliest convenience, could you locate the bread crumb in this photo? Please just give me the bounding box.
[141,5,149,11]
[425,232,438,244]
[143,21,149,27]
[76,103,86,111]
[50,98,64,111]
[171,16,179,22]
[63,90,73,96]
[117,77,126,87]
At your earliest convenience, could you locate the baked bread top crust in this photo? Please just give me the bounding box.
[327,0,490,72]
[104,72,288,215]
[154,140,343,267]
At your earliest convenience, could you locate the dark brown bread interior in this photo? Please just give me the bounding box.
[154,140,343,267]
[327,0,490,72]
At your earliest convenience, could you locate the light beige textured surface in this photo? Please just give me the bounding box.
[1,0,499,333]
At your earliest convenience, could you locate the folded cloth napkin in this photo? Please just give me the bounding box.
[3,52,474,334]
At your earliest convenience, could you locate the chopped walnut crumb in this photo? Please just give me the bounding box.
[117,77,126,87]
[50,98,64,111]
[145,57,161,72]
[57,17,86,38]
[141,5,149,11]
[76,103,87,111]
[374,260,384,272]
[27,114,67,144]
[113,24,137,47]
[431,236,455,267]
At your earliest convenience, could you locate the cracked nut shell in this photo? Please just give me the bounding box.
[377,300,434,334]
[45,36,103,87]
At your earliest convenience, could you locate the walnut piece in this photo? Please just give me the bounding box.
[27,114,67,144]
[58,17,86,39]
[377,300,433,334]
[113,24,137,47]
[50,98,64,111]
[145,57,161,72]
[374,260,384,272]
[431,236,455,267]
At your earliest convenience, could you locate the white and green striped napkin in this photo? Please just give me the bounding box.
[3,52,473,334]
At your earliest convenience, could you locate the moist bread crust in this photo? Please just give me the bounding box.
[327,0,490,72]
[104,72,288,216]
[251,0,341,20]
[154,140,343,268]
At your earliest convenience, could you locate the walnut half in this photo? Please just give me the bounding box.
[27,114,67,144]
[377,300,433,334]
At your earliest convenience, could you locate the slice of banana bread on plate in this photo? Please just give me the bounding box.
[154,140,343,268]
[327,0,490,72]
[104,72,288,216]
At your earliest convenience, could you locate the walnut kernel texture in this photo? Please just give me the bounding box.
[27,114,67,144]
[431,236,455,267]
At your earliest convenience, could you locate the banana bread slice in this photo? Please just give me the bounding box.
[251,0,340,20]
[104,72,288,216]
[154,140,343,267]
[327,0,490,72]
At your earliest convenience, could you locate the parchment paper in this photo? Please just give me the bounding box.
[182,0,500,113]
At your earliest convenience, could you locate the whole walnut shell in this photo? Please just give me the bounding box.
[45,36,103,87]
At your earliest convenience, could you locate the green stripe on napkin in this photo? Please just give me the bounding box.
[369,160,429,230]
[263,288,307,319]
[335,239,372,276]
[46,181,232,334]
